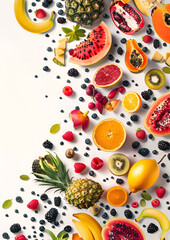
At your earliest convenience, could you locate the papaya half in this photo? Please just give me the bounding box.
[152,3,170,44]
[125,39,148,73]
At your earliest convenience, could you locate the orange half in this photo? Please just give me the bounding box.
[122,91,142,112]
[92,118,126,152]
[107,186,128,206]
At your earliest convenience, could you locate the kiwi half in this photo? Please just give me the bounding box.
[108,153,130,176]
[145,69,166,90]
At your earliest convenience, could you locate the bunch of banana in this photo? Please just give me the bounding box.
[72,213,102,240]
[136,208,170,240]
[14,0,55,33]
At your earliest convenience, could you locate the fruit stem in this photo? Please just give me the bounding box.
[83,111,89,118]
[158,154,166,164]
[129,191,132,196]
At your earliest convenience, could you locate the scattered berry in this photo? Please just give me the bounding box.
[16,196,23,203]
[2,233,10,239]
[89,170,95,176]
[40,193,48,201]
[146,28,152,35]
[27,199,39,210]
[132,202,139,208]
[92,113,98,119]
[42,0,53,8]
[132,141,140,149]
[148,134,153,139]
[74,163,86,173]
[118,86,125,94]
[158,140,170,151]
[110,208,117,216]
[136,128,146,140]
[142,47,148,53]
[85,138,91,145]
[142,35,153,43]
[15,234,27,240]
[156,187,166,198]
[147,223,158,234]
[120,38,126,44]
[68,68,79,77]
[142,103,148,109]
[54,197,61,207]
[45,208,58,223]
[151,199,160,208]
[35,9,46,18]
[153,39,160,49]
[91,157,104,170]
[124,209,133,219]
[123,80,130,87]
[117,47,123,55]
[62,86,73,96]
[130,115,139,122]
[56,2,63,7]
[141,91,151,100]
[62,131,74,142]
[95,92,103,102]
[57,17,66,24]
[138,148,150,156]
[43,140,53,149]
[116,178,124,184]
[64,225,72,232]
[10,224,21,233]
[107,54,114,60]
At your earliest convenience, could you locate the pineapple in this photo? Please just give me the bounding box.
[33,153,103,209]
[65,0,104,27]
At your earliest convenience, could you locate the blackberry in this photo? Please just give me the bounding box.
[148,89,153,95]
[110,208,117,216]
[116,178,124,184]
[147,223,158,233]
[107,54,114,60]
[57,17,66,24]
[85,138,91,145]
[54,196,61,207]
[153,39,160,49]
[158,140,170,151]
[16,196,23,203]
[10,223,21,233]
[132,141,140,149]
[42,0,53,8]
[120,38,126,44]
[138,148,150,156]
[123,80,129,87]
[45,208,58,223]
[68,68,79,77]
[40,193,48,201]
[142,47,148,53]
[124,210,133,219]
[43,140,53,149]
[130,115,139,122]
[117,47,123,55]
[2,233,10,239]
[141,91,151,100]
[64,225,72,232]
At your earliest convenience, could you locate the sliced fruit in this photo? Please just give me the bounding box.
[125,39,148,72]
[89,205,101,216]
[145,69,166,90]
[53,38,67,66]
[144,93,170,136]
[72,233,83,240]
[55,48,64,56]
[69,110,90,131]
[72,220,94,240]
[107,187,128,207]
[105,100,120,111]
[92,118,126,152]
[69,22,112,66]
[133,0,150,16]
[108,153,130,176]
[165,52,170,61]
[110,1,145,35]
[152,3,170,43]
[122,91,142,112]
[102,218,146,240]
[93,64,123,88]
[152,51,164,62]
[166,56,170,66]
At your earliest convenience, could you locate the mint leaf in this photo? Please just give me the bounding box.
[76,29,86,37]
[62,27,72,34]
[50,124,60,134]
[141,192,152,201]
[2,199,12,209]
[65,32,74,37]
[75,24,80,31]
[73,33,79,40]
[68,35,74,43]
[140,199,146,207]
[62,24,85,42]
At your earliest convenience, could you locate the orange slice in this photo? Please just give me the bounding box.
[122,91,142,112]
[107,186,128,206]
[92,118,126,152]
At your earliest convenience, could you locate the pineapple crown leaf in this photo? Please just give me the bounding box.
[45,229,57,240]
[39,158,58,179]
[45,229,69,240]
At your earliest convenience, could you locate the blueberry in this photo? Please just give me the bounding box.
[100,202,104,207]
[81,84,87,89]
[117,47,123,55]
[126,121,131,126]
[47,47,52,52]
[138,42,142,48]
[43,66,50,72]
[138,148,150,156]
[107,54,114,60]
[163,42,167,47]
[120,38,126,44]
[113,43,117,47]
[147,24,151,28]
[152,150,158,155]
[79,97,84,102]
[44,57,48,61]
[16,196,23,203]
[2,233,10,239]
[54,221,59,226]
[28,9,32,13]
[142,47,148,53]
[148,134,153,139]
[110,208,117,216]
[142,103,148,109]
[75,106,80,110]
[30,217,36,222]
[56,2,63,7]
[130,115,139,122]
[32,2,36,6]
[146,28,152,35]
[115,59,120,63]
[92,113,98,119]
[15,209,19,213]
[161,163,166,168]
[89,170,95,176]
[168,153,170,160]
[152,97,157,101]
[84,78,90,83]
[162,173,168,178]
[123,80,130,87]
[84,152,89,157]
[60,141,64,145]
[132,141,140,149]
[85,138,91,145]
[64,225,72,232]
[105,205,110,210]
[39,226,45,232]
[73,147,78,151]
[85,68,89,72]
[102,212,108,219]
[120,113,125,117]
[148,89,153,95]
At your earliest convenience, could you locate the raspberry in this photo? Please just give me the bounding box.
[95,93,103,102]
[91,157,104,170]
[142,35,153,43]
[69,49,74,56]
[35,9,47,19]
[88,102,95,110]
[118,86,125,94]
[15,234,27,240]
[102,97,108,105]
[62,86,73,96]
[131,202,139,208]
[27,199,39,210]
[62,131,74,142]
[74,163,86,173]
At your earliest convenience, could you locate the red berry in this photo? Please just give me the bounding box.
[15,234,27,240]
[74,163,86,173]
[136,128,146,140]
[95,101,103,114]
[88,102,95,110]
[142,35,153,43]
[27,199,39,210]
[69,49,74,56]
[91,157,104,170]
[118,86,125,94]
[35,9,47,19]
[62,86,73,96]
[156,187,166,198]
[108,88,118,99]
[131,202,139,208]
[151,199,160,208]
[88,84,95,92]
[102,97,108,105]
[62,131,74,142]
[86,88,93,96]
[95,93,103,102]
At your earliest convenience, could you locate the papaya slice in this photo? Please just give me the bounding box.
[152,3,170,44]
[125,39,148,73]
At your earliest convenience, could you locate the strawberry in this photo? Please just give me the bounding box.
[15,234,27,240]
[62,131,74,142]
[131,202,139,208]
[74,163,86,173]
[142,35,153,43]
[118,86,125,94]
[151,199,160,208]
[91,157,104,170]
[27,199,39,210]
[35,9,47,19]
[136,128,146,140]
[156,187,166,198]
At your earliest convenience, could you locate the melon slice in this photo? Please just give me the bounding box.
[53,38,67,66]
[69,22,112,66]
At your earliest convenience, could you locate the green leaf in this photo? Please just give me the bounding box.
[62,27,72,34]
[73,33,79,41]
[65,32,74,37]
[76,29,86,37]
[2,199,12,209]
[45,229,57,240]
[50,124,60,134]
[75,24,80,31]
[20,175,30,181]
[57,230,69,240]
[141,192,152,201]
[68,35,74,43]
[140,199,146,207]
[162,66,170,74]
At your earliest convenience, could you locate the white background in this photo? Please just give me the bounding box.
[0,0,170,239]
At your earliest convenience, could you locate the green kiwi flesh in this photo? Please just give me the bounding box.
[108,153,130,176]
[145,69,166,90]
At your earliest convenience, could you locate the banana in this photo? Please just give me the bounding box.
[73,213,102,240]
[72,219,94,240]
[136,208,170,240]
[14,0,55,33]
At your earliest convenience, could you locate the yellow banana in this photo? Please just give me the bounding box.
[73,213,102,240]
[72,220,94,240]
[14,0,55,33]
[136,208,170,240]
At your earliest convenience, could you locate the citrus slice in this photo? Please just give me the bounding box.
[122,91,142,112]
[93,64,123,88]
[107,186,128,206]
[92,119,126,152]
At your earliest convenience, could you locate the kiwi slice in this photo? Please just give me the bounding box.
[108,153,130,176]
[145,69,166,90]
